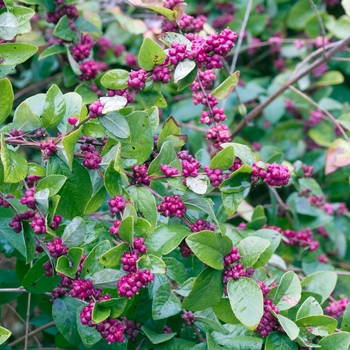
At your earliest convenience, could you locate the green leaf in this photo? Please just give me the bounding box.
[342,302,350,331]
[246,205,266,230]
[211,71,240,100]
[145,224,191,256]
[92,302,110,323]
[145,5,175,20]
[121,111,153,165]
[36,175,67,197]
[265,332,298,350]
[62,126,82,170]
[75,84,97,105]
[13,102,42,132]
[38,44,66,60]
[287,0,313,30]
[274,271,301,311]
[47,156,93,219]
[0,78,13,123]
[227,278,264,331]
[138,254,166,274]
[338,113,350,132]
[99,242,129,267]
[56,247,84,279]
[182,267,223,311]
[314,71,344,87]
[177,65,197,91]
[219,164,252,193]
[148,141,181,176]
[13,5,35,26]
[0,12,18,41]
[301,271,337,304]
[296,296,323,320]
[0,326,12,345]
[238,236,270,268]
[196,309,230,335]
[152,282,182,320]
[142,325,176,344]
[99,298,127,318]
[272,312,299,340]
[317,332,350,350]
[138,37,165,70]
[212,298,240,325]
[0,43,37,66]
[221,191,245,216]
[158,116,181,150]
[252,230,282,267]
[221,143,256,166]
[128,186,158,230]
[119,216,134,245]
[76,306,102,348]
[90,269,125,289]
[82,240,112,278]
[53,297,82,346]
[295,315,337,336]
[1,133,28,183]
[41,84,67,129]
[158,32,192,50]
[54,15,74,41]
[186,231,232,270]
[61,217,86,248]
[100,69,129,90]
[104,160,125,197]
[210,145,235,170]
[206,331,223,350]
[163,257,189,283]
[174,59,196,83]
[22,256,61,294]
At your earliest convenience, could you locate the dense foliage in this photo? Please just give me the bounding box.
[1,0,350,349]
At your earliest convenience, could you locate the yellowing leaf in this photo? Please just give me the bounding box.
[325,139,350,175]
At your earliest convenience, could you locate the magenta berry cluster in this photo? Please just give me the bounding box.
[26,175,41,187]
[122,316,141,342]
[151,65,171,84]
[46,237,68,258]
[131,165,150,186]
[229,157,243,171]
[157,195,187,218]
[160,164,179,177]
[204,166,223,187]
[121,252,138,273]
[97,37,113,58]
[0,193,13,209]
[45,4,79,24]
[251,162,290,187]
[108,195,127,215]
[132,237,147,254]
[325,297,349,318]
[89,100,104,118]
[109,219,122,236]
[163,325,172,334]
[30,213,47,234]
[69,279,102,301]
[127,69,147,90]
[79,60,99,81]
[182,310,196,326]
[117,269,154,298]
[40,139,58,157]
[20,188,36,209]
[83,151,101,170]
[96,318,125,344]
[71,34,94,61]
[206,124,231,148]
[177,150,201,179]
[284,228,319,251]
[302,164,314,177]
[255,299,280,337]
[307,109,323,127]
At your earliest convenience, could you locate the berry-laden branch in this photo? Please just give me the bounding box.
[231,35,350,138]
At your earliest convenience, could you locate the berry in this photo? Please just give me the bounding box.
[191,219,215,232]
[163,325,172,334]
[177,150,201,178]
[20,188,36,209]
[157,195,187,218]
[121,252,138,273]
[213,14,234,29]
[122,316,141,342]
[0,194,13,209]
[164,0,183,9]
[89,100,104,118]
[70,279,102,301]
[79,60,99,81]
[132,237,147,254]
[50,215,62,231]
[337,203,348,216]
[132,164,150,186]
[325,298,349,318]
[224,247,241,265]
[204,166,223,187]
[125,53,137,67]
[107,89,134,103]
[302,164,314,177]
[40,139,58,157]
[127,69,147,90]
[68,116,78,125]
[318,254,329,263]
[160,164,179,177]
[182,310,196,326]
[251,162,290,187]
[51,287,67,302]
[46,237,67,258]
[97,37,113,58]
[255,299,280,337]
[284,228,319,250]
[83,151,101,170]
[45,4,79,24]
[96,318,125,344]
[206,124,231,148]
[151,65,171,84]
[308,110,323,127]
[117,269,154,298]
[80,301,95,327]
[43,261,54,277]
[109,219,122,236]
[114,44,125,57]
[71,34,94,61]
[9,128,25,137]
[108,195,127,215]
[30,213,47,234]
[257,281,271,298]
[26,175,41,187]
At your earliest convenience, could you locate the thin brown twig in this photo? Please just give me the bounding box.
[24,290,32,350]
[8,321,55,347]
[289,85,349,141]
[231,35,350,138]
[192,324,206,342]
[308,0,327,58]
